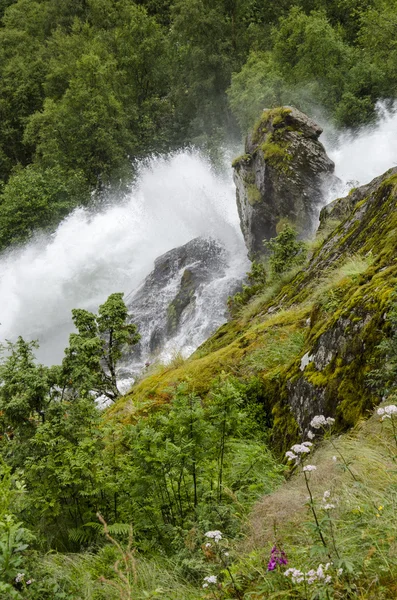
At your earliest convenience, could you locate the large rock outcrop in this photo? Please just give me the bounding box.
[117,166,397,452]
[125,237,241,369]
[233,106,337,257]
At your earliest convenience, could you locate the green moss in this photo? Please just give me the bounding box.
[261,137,291,167]
[242,171,256,185]
[232,153,252,169]
[246,183,262,205]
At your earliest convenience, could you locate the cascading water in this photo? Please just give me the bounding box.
[0,150,248,367]
[1,104,397,372]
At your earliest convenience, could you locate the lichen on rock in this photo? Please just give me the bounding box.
[233,106,337,258]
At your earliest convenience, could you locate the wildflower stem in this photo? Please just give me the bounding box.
[221,558,243,599]
[328,516,340,559]
[303,575,308,600]
[391,416,397,451]
[329,438,358,482]
[303,472,328,551]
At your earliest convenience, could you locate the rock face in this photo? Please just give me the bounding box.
[120,165,397,453]
[125,237,238,368]
[277,166,397,438]
[233,106,337,257]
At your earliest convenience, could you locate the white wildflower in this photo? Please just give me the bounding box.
[203,575,217,585]
[323,503,335,510]
[382,414,391,420]
[285,568,304,584]
[325,575,332,583]
[325,563,331,571]
[323,490,331,500]
[332,456,337,462]
[310,415,328,429]
[205,542,211,548]
[15,574,24,583]
[377,407,385,416]
[303,465,317,472]
[385,404,397,415]
[306,569,317,584]
[224,552,229,557]
[307,430,315,440]
[205,530,222,543]
[202,583,208,588]
[285,450,298,461]
[291,444,310,454]
[316,565,325,579]
[301,441,313,447]
[337,568,343,576]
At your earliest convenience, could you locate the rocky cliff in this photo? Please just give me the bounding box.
[233,107,337,257]
[111,164,397,453]
[124,237,240,369]
[109,108,397,457]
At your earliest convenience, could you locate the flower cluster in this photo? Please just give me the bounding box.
[286,441,312,462]
[202,575,217,588]
[303,464,316,472]
[285,563,336,586]
[205,530,222,543]
[322,490,336,511]
[267,546,288,571]
[15,573,33,586]
[284,567,304,583]
[377,404,397,421]
[310,415,335,429]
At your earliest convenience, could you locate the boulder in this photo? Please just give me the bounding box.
[233,106,337,257]
[125,237,236,367]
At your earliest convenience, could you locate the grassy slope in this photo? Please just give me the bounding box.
[232,402,397,599]
[108,170,397,453]
[92,167,397,599]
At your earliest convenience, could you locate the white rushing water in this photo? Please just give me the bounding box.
[1,104,397,366]
[0,150,248,365]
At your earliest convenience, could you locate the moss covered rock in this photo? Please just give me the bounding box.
[233,106,337,258]
[111,166,397,454]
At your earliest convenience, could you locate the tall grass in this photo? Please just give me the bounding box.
[235,405,397,599]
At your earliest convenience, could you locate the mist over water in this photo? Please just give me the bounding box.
[0,151,247,364]
[326,103,397,189]
[1,105,397,366]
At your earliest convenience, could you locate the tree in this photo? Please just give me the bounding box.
[0,337,59,435]
[0,164,89,249]
[264,224,307,276]
[62,293,140,402]
[227,6,378,129]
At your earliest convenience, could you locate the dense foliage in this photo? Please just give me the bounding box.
[0,294,282,596]
[3,0,397,596]
[1,0,397,249]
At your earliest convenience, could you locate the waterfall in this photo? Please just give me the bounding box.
[0,150,248,365]
[1,104,397,368]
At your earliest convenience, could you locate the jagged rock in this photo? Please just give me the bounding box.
[125,237,233,365]
[319,167,397,231]
[233,106,337,257]
[280,167,397,436]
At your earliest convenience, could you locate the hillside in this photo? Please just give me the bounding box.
[110,161,397,454]
[3,0,397,595]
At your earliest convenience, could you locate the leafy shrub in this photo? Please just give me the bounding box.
[264,224,306,276]
[228,261,267,315]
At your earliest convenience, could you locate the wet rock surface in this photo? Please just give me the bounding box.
[125,237,239,369]
[233,106,338,257]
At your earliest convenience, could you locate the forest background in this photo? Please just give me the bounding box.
[0,0,396,248]
[1,1,397,598]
